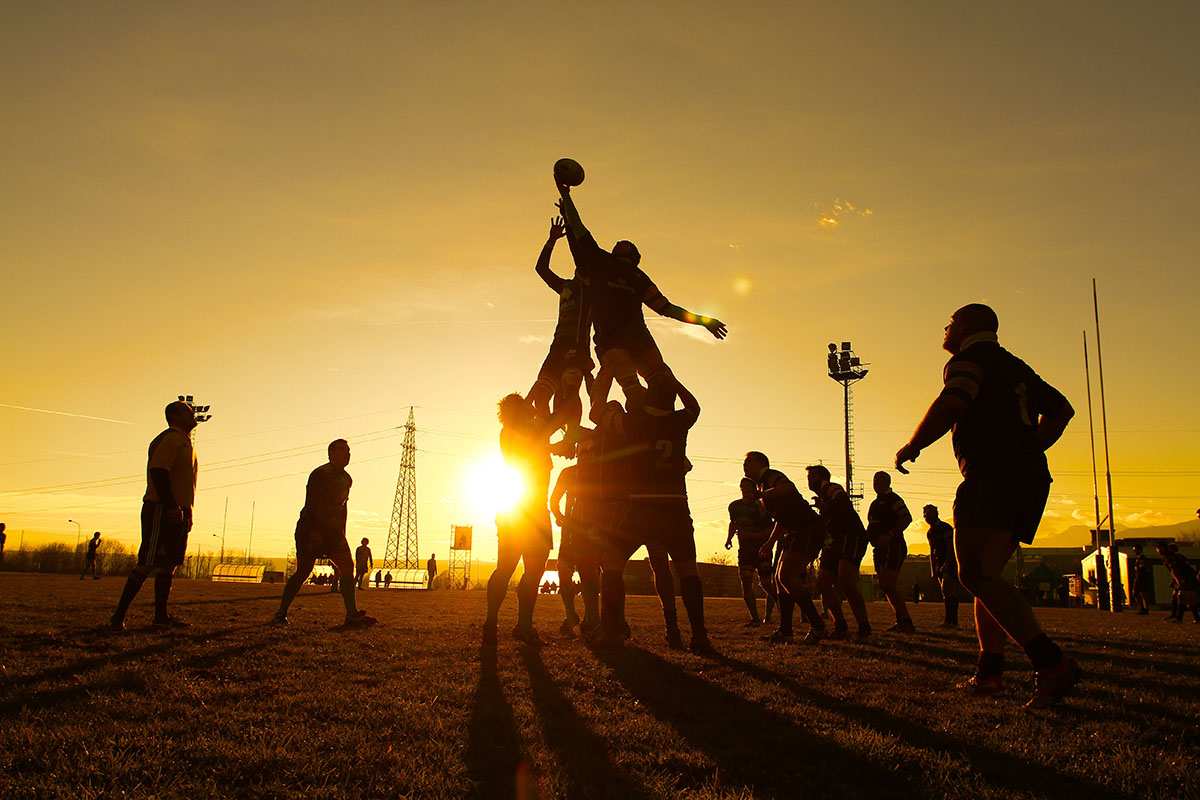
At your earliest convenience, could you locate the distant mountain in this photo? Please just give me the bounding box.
[1038,521,1200,549]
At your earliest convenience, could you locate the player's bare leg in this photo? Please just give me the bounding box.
[275,556,317,623]
[739,567,761,624]
[671,557,713,655]
[817,568,848,635]
[838,560,871,639]
[877,566,913,631]
[956,526,1074,702]
[485,534,523,644]
[514,539,551,645]
[647,543,681,647]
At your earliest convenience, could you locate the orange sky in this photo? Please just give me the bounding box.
[3,3,1198,564]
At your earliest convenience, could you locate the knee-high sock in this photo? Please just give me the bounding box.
[764,588,776,621]
[153,572,173,621]
[560,576,578,621]
[277,570,309,617]
[795,591,823,630]
[777,590,795,636]
[580,574,600,624]
[339,576,358,617]
[600,571,625,631]
[680,575,706,636]
[945,598,959,625]
[114,571,148,619]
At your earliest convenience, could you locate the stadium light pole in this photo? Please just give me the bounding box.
[827,342,869,508]
[68,519,81,552]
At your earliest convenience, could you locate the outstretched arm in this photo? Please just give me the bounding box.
[535,216,567,293]
[895,394,967,474]
[556,183,591,243]
[645,293,727,340]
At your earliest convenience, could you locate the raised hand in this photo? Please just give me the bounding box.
[706,318,728,340]
[548,216,566,242]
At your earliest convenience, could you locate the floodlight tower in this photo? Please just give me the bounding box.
[177,394,213,443]
[827,342,869,509]
[384,408,419,570]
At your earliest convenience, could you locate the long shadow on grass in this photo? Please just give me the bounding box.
[465,644,525,800]
[2,624,262,692]
[717,653,1134,800]
[593,646,918,800]
[0,628,274,718]
[519,648,657,800]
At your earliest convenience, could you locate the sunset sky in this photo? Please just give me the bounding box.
[3,2,1198,565]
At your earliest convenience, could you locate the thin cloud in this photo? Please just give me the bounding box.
[0,403,137,425]
[815,198,874,229]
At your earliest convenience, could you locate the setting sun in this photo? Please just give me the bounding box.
[462,451,527,519]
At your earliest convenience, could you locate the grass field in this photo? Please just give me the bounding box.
[1,574,1198,799]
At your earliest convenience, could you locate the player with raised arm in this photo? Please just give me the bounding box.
[726,478,777,626]
[807,465,872,642]
[590,370,714,654]
[896,303,1077,708]
[867,471,915,633]
[483,395,568,648]
[527,215,592,443]
[556,175,726,403]
[744,452,827,645]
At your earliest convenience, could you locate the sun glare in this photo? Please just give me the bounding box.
[463,452,527,519]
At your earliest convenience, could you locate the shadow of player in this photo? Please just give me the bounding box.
[466,643,534,800]
[592,645,918,799]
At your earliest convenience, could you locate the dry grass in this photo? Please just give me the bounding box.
[0,574,1197,799]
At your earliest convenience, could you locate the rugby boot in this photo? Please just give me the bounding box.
[957,673,1005,696]
[688,633,718,656]
[801,627,825,646]
[826,623,850,641]
[343,611,377,628]
[665,628,685,650]
[761,629,793,644]
[481,619,498,645]
[512,624,545,649]
[886,620,916,634]
[151,615,190,630]
[1024,657,1081,710]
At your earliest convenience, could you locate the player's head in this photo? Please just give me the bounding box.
[922,504,939,523]
[944,303,998,354]
[1155,540,1170,555]
[644,375,677,416]
[873,470,891,494]
[165,400,198,432]
[743,451,768,479]
[0,522,5,533]
[612,240,641,266]
[497,393,532,426]
[1132,544,1142,555]
[92,531,100,539]
[739,476,757,501]
[805,464,831,491]
[328,438,350,468]
[361,537,369,546]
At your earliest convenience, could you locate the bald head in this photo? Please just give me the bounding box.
[944,303,999,354]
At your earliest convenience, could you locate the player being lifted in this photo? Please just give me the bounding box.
[896,303,1077,707]
[555,176,726,403]
[807,465,873,642]
[866,471,915,633]
[726,478,778,626]
[483,395,568,648]
[591,370,714,654]
[527,214,592,443]
[744,452,827,644]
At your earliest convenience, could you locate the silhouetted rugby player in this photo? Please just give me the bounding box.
[867,471,914,632]
[924,504,960,627]
[726,478,778,625]
[808,465,872,641]
[551,429,604,634]
[896,303,1077,708]
[556,178,726,403]
[590,371,713,654]
[1156,541,1200,623]
[528,214,593,442]
[109,400,199,631]
[355,538,373,590]
[82,531,101,580]
[745,452,827,645]
[273,440,375,627]
[483,394,566,649]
